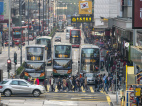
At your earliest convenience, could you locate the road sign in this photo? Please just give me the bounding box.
[71,16,92,23]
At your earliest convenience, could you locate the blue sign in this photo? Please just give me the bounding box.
[0,2,4,15]
[13,32,21,35]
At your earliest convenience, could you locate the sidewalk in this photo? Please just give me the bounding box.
[108,92,121,106]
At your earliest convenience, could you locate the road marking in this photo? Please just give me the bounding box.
[47,85,50,92]
[81,86,85,92]
[90,87,94,93]
[55,85,58,92]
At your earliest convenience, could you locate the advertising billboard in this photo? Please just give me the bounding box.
[132,0,142,29]
[79,1,92,14]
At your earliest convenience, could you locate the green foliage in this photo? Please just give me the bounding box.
[49,27,57,37]
[16,62,25,75]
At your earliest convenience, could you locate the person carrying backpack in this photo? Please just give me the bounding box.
[104,77,109,92]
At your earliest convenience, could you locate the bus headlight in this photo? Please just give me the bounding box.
[67,69,72,74]
[40,72,45,77]
[53,69,57,73]
[24,72,29,76]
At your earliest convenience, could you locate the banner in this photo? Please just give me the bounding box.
[4,0,9,19]
[71,16,92,23]
[79,1,92,14]
[132,0,142,29]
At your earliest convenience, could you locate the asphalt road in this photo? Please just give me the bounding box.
[0,29,110,106]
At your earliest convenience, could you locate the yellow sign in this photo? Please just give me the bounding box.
[85,59,96,63]
[79,1,92,14]
[71,16,92,23]
[58,54,69,58]
[135,88,141,97]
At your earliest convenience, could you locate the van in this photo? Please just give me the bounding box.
[66,26,74,40]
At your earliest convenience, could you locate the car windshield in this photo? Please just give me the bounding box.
[1,81,8,84]
[86,73,94,77]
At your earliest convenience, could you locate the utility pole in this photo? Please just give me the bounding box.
[8,0,11,78]
[43,0,44,35]
[39,0,40,35]
[19,0,22,66]
[28,0,29,45]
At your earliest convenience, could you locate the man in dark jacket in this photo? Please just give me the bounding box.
[43,78,48,91]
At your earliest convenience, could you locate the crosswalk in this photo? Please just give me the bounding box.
[45,85,99,93]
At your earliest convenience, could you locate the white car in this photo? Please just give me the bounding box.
[0,79,46,97]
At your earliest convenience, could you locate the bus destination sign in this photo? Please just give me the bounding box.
[71,16,92,23]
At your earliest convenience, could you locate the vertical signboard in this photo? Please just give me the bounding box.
[132,0,142,29]
[0,1,4,20]
[79,1,92,14]
[4,0,9,19]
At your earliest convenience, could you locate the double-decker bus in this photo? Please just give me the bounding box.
[53,43,72,76]
[70,29,81,48]
[79,44,100,76]
[24,45,46,80]
[0,33,2,54]
[35,36,52,66]
[12,27,25,45]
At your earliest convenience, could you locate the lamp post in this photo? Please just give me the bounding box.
[43,0,44,35]
[48,0,49,35]
[39,0,40,35]
[28,0,29,45]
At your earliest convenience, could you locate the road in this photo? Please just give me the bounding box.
[0,30,110,106]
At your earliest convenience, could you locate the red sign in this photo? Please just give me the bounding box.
[132,0,142,29]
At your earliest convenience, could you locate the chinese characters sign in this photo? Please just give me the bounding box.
[71,16,92,23]
[132,0,142,29]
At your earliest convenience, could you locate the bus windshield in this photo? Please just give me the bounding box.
[53,60,72,70]
[25,62,44,73]
[55,45,71,58]
[81,48,99,58]
[71,30,80,35]
[26,47,44,61]
[36,39,51,47]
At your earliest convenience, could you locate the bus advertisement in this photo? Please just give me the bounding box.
[79,44,100,76]
[70,29,81,48]
[36,36,52,66]
[53,43,72,76]
[24,45,46,80]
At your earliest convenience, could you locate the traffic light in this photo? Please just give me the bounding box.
[14,52,17,64]
[7,59,11,70]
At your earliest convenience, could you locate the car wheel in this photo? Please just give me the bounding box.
[33,90,40,97]
[4,89,12,97]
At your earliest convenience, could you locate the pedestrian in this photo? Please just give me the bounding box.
[43,78,48,91]
[36,77,39,85]
[50,76,55,92]
[129,85,134,90]
[72,76,77,91]
[57,76,62,91]
[62,77,67,91]
[80,76,85,90]
[66,77,71,91]
[84,76,88,91]
[76,77,81,91]
[104,77,109,92]
[94,77,98,92]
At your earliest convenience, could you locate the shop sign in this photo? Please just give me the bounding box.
[71,16,92,23]
[132,0,142,29]
[79,1,92,14]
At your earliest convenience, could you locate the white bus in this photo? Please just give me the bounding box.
[79,44,100,76]
[35,36,52,66]
[53,42,72,76]
[24,45,46,80]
